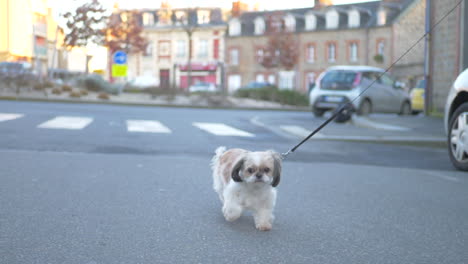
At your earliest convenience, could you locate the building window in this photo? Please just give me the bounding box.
[229,19,241,36]
[268,74,276,85]
[284,15,296,32]
[378,10,386,26]
[327,42,336,62]
[254,17,265,35]
[158,41,171,57]
[143,13,154,26]
[279,71,295,90]
[305,14,317,30]
[198,39,208,58]
[348,10,360,28]
[307,44,316,63]
[176,40,186,58]
[144,41,153,57]
[256,74,265,83]
[326,10,339,29]
[377,40,385,55]
[197,10,210,24]
[229,48,239,65]
[228,74,241,92]
[256,48,264,64]
[349,42,358,62]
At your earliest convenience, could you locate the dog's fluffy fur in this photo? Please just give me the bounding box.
[211,146,282,231]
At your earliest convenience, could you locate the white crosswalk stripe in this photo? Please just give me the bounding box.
[193,122,254,137]
[38,116,93,130]
[126,120,172,133]
[0,113,24,122]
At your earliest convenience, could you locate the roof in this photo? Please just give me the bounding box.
[229,0,417,36]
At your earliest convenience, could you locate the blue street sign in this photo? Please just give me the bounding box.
[113,51,127,65]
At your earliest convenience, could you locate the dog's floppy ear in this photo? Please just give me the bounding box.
[270,151,282,187]
[231,157,245,183]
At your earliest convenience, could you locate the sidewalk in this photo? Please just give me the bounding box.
[0,86,308,111]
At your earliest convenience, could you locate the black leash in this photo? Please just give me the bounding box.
[281,0,464,159]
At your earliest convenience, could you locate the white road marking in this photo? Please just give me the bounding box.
[280,125,324,138]
[193,122,254,137]
[0,113,24,122]
[126,120,171,133]
[38,116,93,130]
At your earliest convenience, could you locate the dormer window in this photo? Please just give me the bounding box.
[326,9,339,29]
[143,13,154,26]
[284,14,296,32]
[197,10,210,24]
[229,19,241,36]
[348,10,360,28]
[305,13,317,30]
[254,17,265,35]
[378,10,386,26]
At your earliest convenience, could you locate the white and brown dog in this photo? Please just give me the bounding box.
[211,146,282,231]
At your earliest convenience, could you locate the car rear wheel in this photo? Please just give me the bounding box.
[357,99,372,116]
[313,108,325,117]
[448,102,468,171]
[399,101,412,115]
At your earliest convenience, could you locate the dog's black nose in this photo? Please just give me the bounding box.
[256,174,262,179]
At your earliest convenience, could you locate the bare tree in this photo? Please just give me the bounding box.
[174,9,199,89]
[62,0,107,73]
[260,12,299,71]
[104,10,148,54]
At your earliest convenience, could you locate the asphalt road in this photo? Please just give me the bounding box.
[0,101,467,264]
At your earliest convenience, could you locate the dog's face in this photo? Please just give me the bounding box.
[231,151,282,187]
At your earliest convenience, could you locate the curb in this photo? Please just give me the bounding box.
[0,95,309,112]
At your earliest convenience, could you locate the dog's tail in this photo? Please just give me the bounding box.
[211,146,227,201]
[211,146,227,168]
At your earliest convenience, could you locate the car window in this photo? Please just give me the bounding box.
[380,74,395,87]
[321,71,357,84]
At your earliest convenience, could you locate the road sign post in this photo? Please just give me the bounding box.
[112,51,128,78]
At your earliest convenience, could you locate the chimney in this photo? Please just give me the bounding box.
[314,0,333,8]
[231,1,248,17]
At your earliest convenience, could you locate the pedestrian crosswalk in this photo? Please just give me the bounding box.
[193,122,254,137]
[0,112,257,137]
[126,120,171,133]
[0,113,24,122]
[38,116,93,130]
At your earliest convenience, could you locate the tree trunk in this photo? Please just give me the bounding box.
[187,32,192,90]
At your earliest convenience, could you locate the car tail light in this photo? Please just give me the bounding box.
[352,73,362,88]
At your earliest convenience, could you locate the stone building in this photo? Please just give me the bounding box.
[427,0,467,112]
[123,4,227,89]
[225,0,426,93]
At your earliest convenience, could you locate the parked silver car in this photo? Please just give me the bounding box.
[309,66,411,116]
[444,68,468,171]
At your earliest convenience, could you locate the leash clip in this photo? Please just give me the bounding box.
[281,149,292,159]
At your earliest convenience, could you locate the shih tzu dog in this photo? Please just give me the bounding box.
[211,146,282,231]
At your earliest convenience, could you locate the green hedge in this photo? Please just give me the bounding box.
[234,87,309,106]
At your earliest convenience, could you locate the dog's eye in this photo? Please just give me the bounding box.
[264,168,270,173]
[247,168,254,173]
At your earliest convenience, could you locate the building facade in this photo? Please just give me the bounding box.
[225,0,425,93]
[427,0,467,112]
[0,0,71,77]
[124,4,227,89]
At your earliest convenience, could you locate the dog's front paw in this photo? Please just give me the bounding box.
[255,222,272,231]
[222,205,242,222]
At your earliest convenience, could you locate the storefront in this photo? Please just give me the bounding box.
[177,62,218,89]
